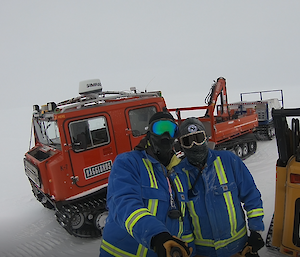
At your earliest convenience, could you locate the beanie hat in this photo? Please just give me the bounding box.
[179,117,208,167]
[179,117,206,137]
[148,111,175,125]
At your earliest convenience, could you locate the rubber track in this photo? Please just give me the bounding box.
[55,193,107,238]
[215,133,257,159]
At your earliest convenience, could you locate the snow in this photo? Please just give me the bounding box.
[0,107,285,257]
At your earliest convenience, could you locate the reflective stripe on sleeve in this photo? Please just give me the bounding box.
[247,208,264,218]
[136,243,148,257]
[125,208,154,237]
[136,199,159,257]
[182,233,195,243]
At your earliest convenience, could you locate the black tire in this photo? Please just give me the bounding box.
[248,141,257,153]
[71,213,85,230]
[242,143,248,157]
[235,145,243,158]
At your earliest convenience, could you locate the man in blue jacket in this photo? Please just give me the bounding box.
[176,117,265,257]
[100,112,194,257]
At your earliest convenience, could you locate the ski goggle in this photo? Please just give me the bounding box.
[180,130,207,148]
[151,120,178,138]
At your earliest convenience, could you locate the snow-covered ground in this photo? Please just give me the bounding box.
[0,107,285,257]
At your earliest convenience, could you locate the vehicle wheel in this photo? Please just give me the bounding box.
[94,211,109,233]
[234,145,243,158]
[242,143,248,157]
[71,213,85,230]
[248,141,257,153]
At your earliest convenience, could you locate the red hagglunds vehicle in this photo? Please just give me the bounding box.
[23,79,166,237]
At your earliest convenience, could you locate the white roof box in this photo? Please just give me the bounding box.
[79,79,102,95]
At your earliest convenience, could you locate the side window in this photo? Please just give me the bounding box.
[69,116,110,152]
[129,106,157,137]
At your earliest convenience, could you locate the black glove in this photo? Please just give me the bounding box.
[245,230,265,257]
[151,232,192,257]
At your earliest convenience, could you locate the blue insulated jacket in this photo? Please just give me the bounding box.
[100,150,195,257]
[176,149,264,257]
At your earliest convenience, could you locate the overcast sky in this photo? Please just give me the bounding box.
[1,1,299,110]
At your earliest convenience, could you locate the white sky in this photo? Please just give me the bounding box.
[1,1,300,110]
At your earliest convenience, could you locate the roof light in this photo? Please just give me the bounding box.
[41,105,47,114]
[33,105,39,113]
[47,102,57,112]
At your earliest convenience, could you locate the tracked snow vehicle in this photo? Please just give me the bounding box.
[169,77,259,159]
[24,79,166,237]
[229,90,283,140]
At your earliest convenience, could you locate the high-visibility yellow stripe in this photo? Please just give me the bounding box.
[247,208,264,218]
[174,175,184,192]
[183,168,192,189]
[136,243,147,257]
[194,238,215,247]
[214,157,237,236]
[187,201,203,240]
[135,199,159,257]
[125,208,153,236]
[101,240,137,257]
[177,202,186,238]
[148,199,159,216]
[142,158,158,189]
[182,233,195,243]
[214,226,247,250]
[214,156,228,185]
[194,226,247,249]
[223,191,237,236]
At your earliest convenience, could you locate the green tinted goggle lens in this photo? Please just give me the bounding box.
[180,131,206,148]
[151,120,178,138]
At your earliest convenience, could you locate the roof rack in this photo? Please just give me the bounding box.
[56,90,161,113]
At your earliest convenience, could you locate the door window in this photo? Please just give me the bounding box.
[129,106,156,137]
[69,116,110,152]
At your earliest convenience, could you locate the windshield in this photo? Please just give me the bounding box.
[33,119,61,149]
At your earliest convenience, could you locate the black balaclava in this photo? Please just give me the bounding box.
[179,117,209,167]
[147,112,177,167]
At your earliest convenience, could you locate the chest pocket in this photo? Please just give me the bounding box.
[213,181,237,196]
[141,186,168,201]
